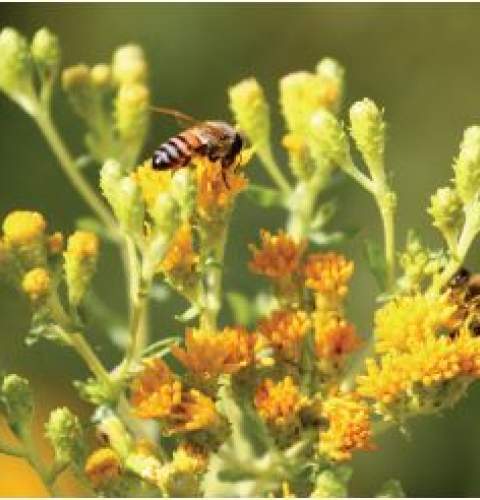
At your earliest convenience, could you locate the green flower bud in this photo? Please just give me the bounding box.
[311,466,352,498]
[31,28,61,81]
[100,159,123,203]
[45,407,85,467]
[61,64,97,122]
[454,126,480,204]
[64,230,99,306]
[116,177,145,236]
[0,27,36,111]
[316,57,345,114]
[1,374,34,433]
[309,109,349,167]
[229,78,271,151]
[112,45,148,85]
[115,83,149,139]
[349,98,385,180]
[428,186,463,236]
[90,63,112,89]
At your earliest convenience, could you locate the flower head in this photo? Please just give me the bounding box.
[249,230,305,279]
[112,44,147,85]
[303,252,354,300]
[85,447,122,488]
[160,224,198,275]
[172,326,256,379]
[314,310,361,360]
[131,159,171,208]
[258,309,311,362]
[195,158,247,221]
[374,294,457,354]
[22,267,50,301]
[254,376,308,427]
[3,210,46,246]
[319,393,374,461]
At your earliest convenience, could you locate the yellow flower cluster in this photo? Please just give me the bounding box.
[160,223,198,275]
[2,210,46,246]
[319,393,374,462]
[258,309,311,362]
[249,230,305,279]
[357,328,480,407]
[303,252,354,300]
[313,310,360,360]
[65,230,99,258]
[131,358,220,433]
[374,294,457,354]
[195,158,247,220]
[21,267,50,301]
[172,442,209,475]
[84,447,122,488]
[172,326,256,379]
[254,376,308,427]
[131,159,171,207]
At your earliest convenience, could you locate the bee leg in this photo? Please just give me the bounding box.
[222,168,231,189]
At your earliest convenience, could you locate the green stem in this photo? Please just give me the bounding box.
[258,149,291,195]
[0,440,25,459]
[32,108,118,234]
[378,194,396,292]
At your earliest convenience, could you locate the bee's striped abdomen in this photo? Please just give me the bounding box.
[152,128,205,171]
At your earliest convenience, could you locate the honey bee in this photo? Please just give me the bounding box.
[446,267,480,336]
[151,107,245,185]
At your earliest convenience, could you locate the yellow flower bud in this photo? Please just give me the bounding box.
[112,45,147,85]
[22,267,50,301]
[316,57,345,114]
[61,63,91,92]
[31,28,60,80]
[115,83,150,141]
[3,210,46,246]
[454,125,480,204]
[308,109,349,167]
[64,230,99,306]
[428,186,463,237]
[0,27,36,108]
[61,64,98,122]
[85,447,122,488]
[229,78,271,150]
[90,63,111,88]
[1,374,34,431]
[349,98,385,179]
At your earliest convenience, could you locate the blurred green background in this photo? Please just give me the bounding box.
[2,3,480,496]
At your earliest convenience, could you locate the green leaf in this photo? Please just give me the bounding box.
[376,479,405,498]
[309,227,358,247]
[310,200,337,230]
[174,305,199,323]
[364,238,387,290]
[245,184,285,207]
[141,336,182,357]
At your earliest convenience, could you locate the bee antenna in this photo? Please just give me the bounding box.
[149,106,198,125]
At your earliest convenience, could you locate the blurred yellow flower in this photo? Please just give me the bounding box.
[319,393,374,462]
[84,447,122,488]
[3,210,46,246]
[258,309,311,362]
[249,229,305,279]
[304,252,354,299]
[21,267,50,301]
[65,230,99,258]
[374,294,457,354]
[172,326,256,378]
[254,376,308,427]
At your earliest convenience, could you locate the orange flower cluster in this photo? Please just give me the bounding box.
[160,223,198,275]
[319,393,374,462]
[172,326,256,379]
[130,358,219,433]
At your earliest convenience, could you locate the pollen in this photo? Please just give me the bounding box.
[171,326,256,379]
[21,267,50,301]
[254,376,308,427]
[85,447,122,488]
[319,393,374,462]
[303,252,354,299]
[160,223,198,274]
[258,309,311,362]
[3,210,46,246]
[195,158,247,219]
[249,230,305,279]
[314,310,361,360]
[131,159,171,207]
[65,230,99,259]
